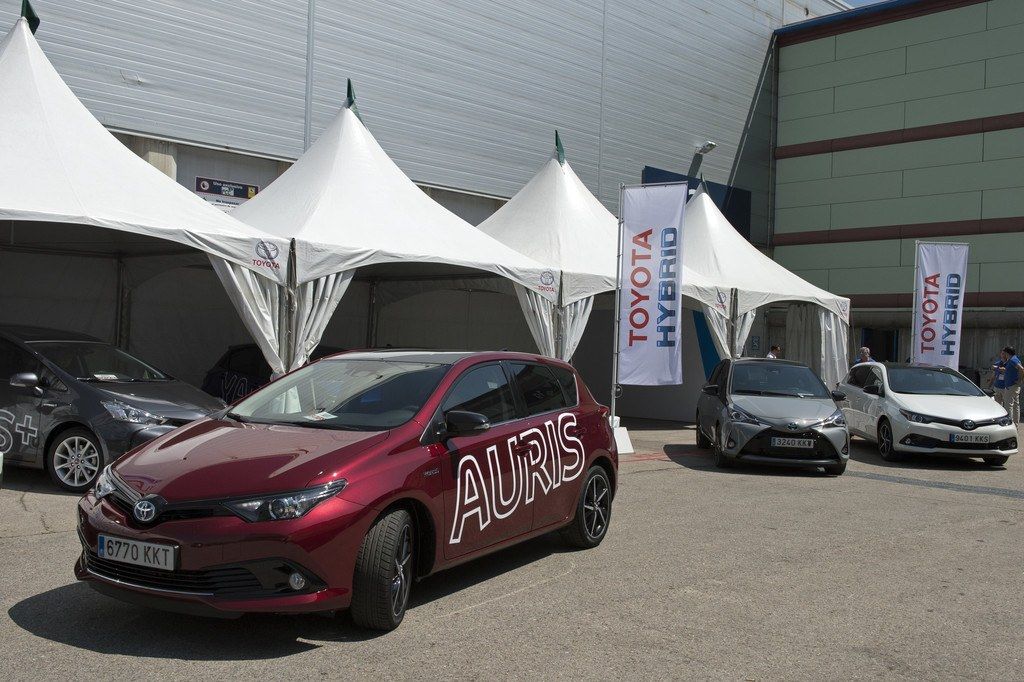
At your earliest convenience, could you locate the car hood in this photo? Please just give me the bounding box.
[891,393,1007,421]
[114,419,389,501]
[96,381,224,420]
[731,395,839,428]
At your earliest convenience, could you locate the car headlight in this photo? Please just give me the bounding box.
[224,479,348,522]
[997,414,1012,427]
[728,405,762,425]
[822,409,846,428]
[93,465,116,499]
[101,400,166,425]
[898,409,933,424]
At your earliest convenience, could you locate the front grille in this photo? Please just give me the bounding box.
[742,428,841,460]
[84,551,262,596]
[107,472,231,525]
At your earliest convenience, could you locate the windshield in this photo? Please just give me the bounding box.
[730,363,830,399]
[30,341,168,382]
[230,359,450,431]
[886,367,984,396]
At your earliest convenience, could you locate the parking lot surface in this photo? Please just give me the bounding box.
[1,422,1022,680]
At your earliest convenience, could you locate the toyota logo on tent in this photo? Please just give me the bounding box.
[255,240,279,261]
[133,499,157,523]
[540,271,555,286]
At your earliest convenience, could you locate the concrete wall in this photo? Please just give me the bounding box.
[774,0,1024,369]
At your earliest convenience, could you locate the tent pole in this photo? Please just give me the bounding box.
[910,240,920,363]
[283,238,298,372]
[728,287,738,357]
[114,256,130,349]
[366,278,378,348]
[610,183,625,420]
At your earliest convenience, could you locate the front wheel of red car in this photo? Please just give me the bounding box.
[561,465,612,549]
[350,508,414,631]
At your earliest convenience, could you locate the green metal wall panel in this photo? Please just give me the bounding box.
[832,135,984,176]
[982,186,1024,218]
[902,157,1024,196]
[775,205,831,234]
[778,88,834,121]
[776,171,903,209]
[833,4,987,59]
[987,0,1024,29]
[779,36,835,71]
[986,52,1024,88]
[834,61,985,112]
[984,128,1024,161]
[778,48,906,97]
[777,102,905,146]
[907,22,1023,72]
[829,192,983,230]
[905,82,1024,128]
[775,154,832,183]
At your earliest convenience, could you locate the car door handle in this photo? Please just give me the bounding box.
[41,400,59,409]
[567,425,587,436]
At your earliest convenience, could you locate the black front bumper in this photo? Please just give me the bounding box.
[736,428,845,467]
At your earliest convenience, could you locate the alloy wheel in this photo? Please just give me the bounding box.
[53,436,100,488]
[879,422,893,457]
[583,474,610,539]
[390,525,413,618]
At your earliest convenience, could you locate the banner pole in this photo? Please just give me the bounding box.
[610,183,625,423]
[911,240,920,363]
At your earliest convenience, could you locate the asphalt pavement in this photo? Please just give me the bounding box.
[1,424,1022,680]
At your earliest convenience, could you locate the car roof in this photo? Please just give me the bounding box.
[325,349,572,367]
[0,325,102,343]
[731,357,807,368]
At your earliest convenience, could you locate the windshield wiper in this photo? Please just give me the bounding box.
[732,389,765,395]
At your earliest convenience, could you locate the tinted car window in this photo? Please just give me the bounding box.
[233,359,450,430]
[510,363,567,416]
[30,341,166,382]
[887,367,983,396]
[442,364,517,423]
[0,340,38,380]
[708,360,726,386]
[847,365,869,388]
[865,368,883,390]
[550,366,578,406]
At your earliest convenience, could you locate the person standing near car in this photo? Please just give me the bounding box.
[766,345,781,359]
[853,346,874,365]
[992,346,1022,425]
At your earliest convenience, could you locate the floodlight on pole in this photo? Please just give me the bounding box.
[687,140,717,178]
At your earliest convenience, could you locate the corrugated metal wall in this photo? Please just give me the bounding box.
[1,0,842,207]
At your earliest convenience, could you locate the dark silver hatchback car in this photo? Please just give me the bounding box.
[0,326,223,491]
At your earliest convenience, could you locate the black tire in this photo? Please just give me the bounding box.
[695,414,712,449]
[561,465,612,549]
[46,428,103,492]
[713,424,732,468]
[350,508,414,631]
[824,460,847,476]
[983,456,1009,467]
[876,419,900,462]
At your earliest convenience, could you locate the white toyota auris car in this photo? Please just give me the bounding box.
[837,363,1018,466]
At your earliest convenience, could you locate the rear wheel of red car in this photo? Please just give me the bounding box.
[561,465,612,549]
[350,508,414,631]
[46,428,103,492]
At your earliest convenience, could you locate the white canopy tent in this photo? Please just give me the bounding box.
[680,188,850,387]
[224,89,559,375]
[0,18,289,382]
[477,134,617,360]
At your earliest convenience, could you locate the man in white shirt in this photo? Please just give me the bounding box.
[766,345,781,359]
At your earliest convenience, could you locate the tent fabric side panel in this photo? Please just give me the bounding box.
[735,310,757,357]
[818,308,849,390]
[700,304,731,360]
[561,296,594,361]
[290,271,353,370]
[786,303,821,375]
[514,285,558,358]
[210,256,287,377]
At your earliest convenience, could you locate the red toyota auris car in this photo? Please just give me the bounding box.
[75,351,617,630]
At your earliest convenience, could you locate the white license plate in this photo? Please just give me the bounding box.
[950,434,990,444]
[770,437,815,449]
[97,534,176,571]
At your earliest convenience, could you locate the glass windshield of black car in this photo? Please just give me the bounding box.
[730,364,829,398]
[887,367,983,396]
[29,341,168,382]
[230,359,450,430]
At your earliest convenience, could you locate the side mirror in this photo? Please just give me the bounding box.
[701,384,719,396]
[863,384,882,396]
[982,388,995,397]
[831,390,846,402]
[10,372,41,395]
[443,410,491,437]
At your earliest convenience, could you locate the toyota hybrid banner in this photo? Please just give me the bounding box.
[617,184,686,385]
[912,241,969,369]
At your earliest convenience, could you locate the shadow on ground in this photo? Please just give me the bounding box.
[846,438,1003,471]
[1,467,80,496]
[8,534,568,660]
[660,442,830,477]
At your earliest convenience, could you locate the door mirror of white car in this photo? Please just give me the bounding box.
[701,384,719,396]
[831,390,846,402]
[10,372,42,395]
[982,387,995,397]
[863,384,882,397]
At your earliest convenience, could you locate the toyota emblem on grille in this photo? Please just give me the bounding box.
[961,419,976,431]
[787,423,798,431]
[133,500,157,523]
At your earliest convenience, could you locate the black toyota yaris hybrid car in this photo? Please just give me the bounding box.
[0,326,223,491]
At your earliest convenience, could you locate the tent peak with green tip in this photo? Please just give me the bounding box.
[345,78,363,122]
[554,130,565,165]
[21,0,40,34]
